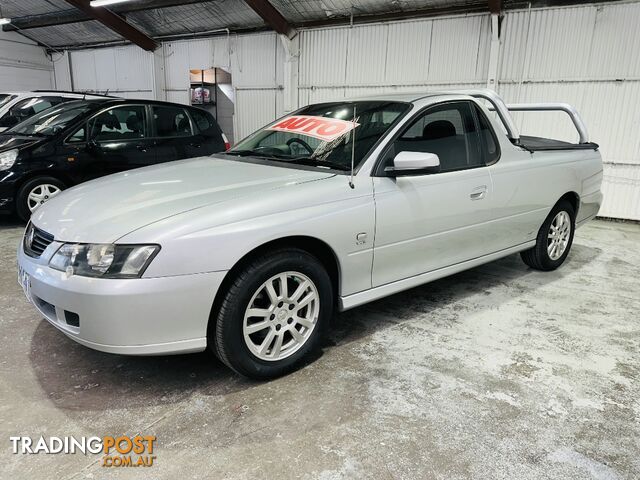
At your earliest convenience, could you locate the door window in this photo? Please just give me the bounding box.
[391,102,484,172]
[88,106,147,142]
[473,104,500,165]
[68,126,86,143]
[152,106,193,137]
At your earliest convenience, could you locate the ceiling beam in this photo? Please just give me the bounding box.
[488,0,502,14]
[62,0,159,51]
[2,0,210,31]
[243,0,296,39]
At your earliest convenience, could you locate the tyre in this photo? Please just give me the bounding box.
[521,200,576,271]
[210,248,333,379]
[16,176,65,222]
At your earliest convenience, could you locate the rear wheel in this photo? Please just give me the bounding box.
[16,176,65,222]
[210,248,333,379]
[521,200,575,271]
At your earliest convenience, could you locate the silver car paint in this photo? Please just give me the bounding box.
[19,92,603,354]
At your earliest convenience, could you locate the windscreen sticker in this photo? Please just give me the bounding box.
[267,115,359,142]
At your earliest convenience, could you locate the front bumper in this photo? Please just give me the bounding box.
[0,180,15,213]
[18,242,227,355]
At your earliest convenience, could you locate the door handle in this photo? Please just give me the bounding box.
[136,145,148,153]
[470,185,488,200]
[190,143,201,148]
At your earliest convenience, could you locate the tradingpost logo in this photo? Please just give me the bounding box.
[10,435,157,468]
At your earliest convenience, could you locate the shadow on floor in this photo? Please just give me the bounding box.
[0,216,24,229]
[27,243,601,412]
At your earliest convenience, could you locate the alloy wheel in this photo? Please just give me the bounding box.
[547,210,571,260]
[243,271,320,361]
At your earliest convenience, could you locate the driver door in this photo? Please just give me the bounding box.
[64,105,156,183]
[372,101,495,287]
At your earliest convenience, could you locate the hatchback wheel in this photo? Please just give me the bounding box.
[210,248,333,379]
[17,176,65,222]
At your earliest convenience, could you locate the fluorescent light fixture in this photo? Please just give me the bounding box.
[0,18,11,25]
[89,0,131,7]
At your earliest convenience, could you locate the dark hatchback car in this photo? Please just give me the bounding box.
[0,98,229,220]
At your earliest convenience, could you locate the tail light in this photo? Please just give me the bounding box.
[222,133,231,151]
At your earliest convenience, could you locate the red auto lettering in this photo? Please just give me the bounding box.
[301,118,325,133]
[317,121,346,138]
[271,117,298,129]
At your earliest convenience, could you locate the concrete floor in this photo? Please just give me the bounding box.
[0,218,639,479]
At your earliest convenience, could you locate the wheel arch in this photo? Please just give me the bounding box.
[557,191,580,217]
[207,235,342,331]
[15,170,72,198]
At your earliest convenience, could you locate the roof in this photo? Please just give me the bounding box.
[1,0,611,50]
[341,90,480,103]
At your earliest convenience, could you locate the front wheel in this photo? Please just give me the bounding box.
[521,200,576,271]
[210,248,333,379]
[16,176,65,222]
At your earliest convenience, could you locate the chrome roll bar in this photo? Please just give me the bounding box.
[455,89,521,144]
[504,102,590,144]
[455,89,590,145]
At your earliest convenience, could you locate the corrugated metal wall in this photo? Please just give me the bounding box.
[70,45,155,98]
[0,30,53,91]
[61,2,640,220]
[495,2,640,220]
[297,15,489,105]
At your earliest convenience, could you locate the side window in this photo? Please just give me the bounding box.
[473,104,500,165]
[68,126,86,143]
[88,106,147,142]
[392,102,484,173]
[152,106,193,137]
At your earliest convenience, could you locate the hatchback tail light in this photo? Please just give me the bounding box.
[222,133,231,151]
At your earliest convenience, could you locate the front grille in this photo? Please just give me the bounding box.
[24,223,55,258]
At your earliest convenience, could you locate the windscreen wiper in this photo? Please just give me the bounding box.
[285,157,351,171]
[224,150,289,160]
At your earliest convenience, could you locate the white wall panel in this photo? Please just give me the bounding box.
[299,27,349,87]
[70,45,153,97]
[52,52,72,91]
[234,89,279,141]
[499,7,597,81]
[0,30,53,91]
[497,2,640,219]
[429,15,490,83]
[232,33,281,88]
[165,90,190,105]
[384,20,432,85]
[345,24,388,84]
[600,164,640,220]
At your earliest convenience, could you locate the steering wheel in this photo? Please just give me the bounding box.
[286,138,314,155]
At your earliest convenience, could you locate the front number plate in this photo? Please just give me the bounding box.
[17,265,32,303]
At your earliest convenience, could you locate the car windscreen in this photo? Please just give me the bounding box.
[7,103,92,137]
[1,96,67,126]
[227,101,410,171]
[0,94,16,109]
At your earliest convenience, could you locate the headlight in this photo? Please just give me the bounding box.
[0,149,18,171]
[49,243,160,278]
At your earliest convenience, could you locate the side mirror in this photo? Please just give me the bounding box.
[385,151,441,176]
[85,139,100,151]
